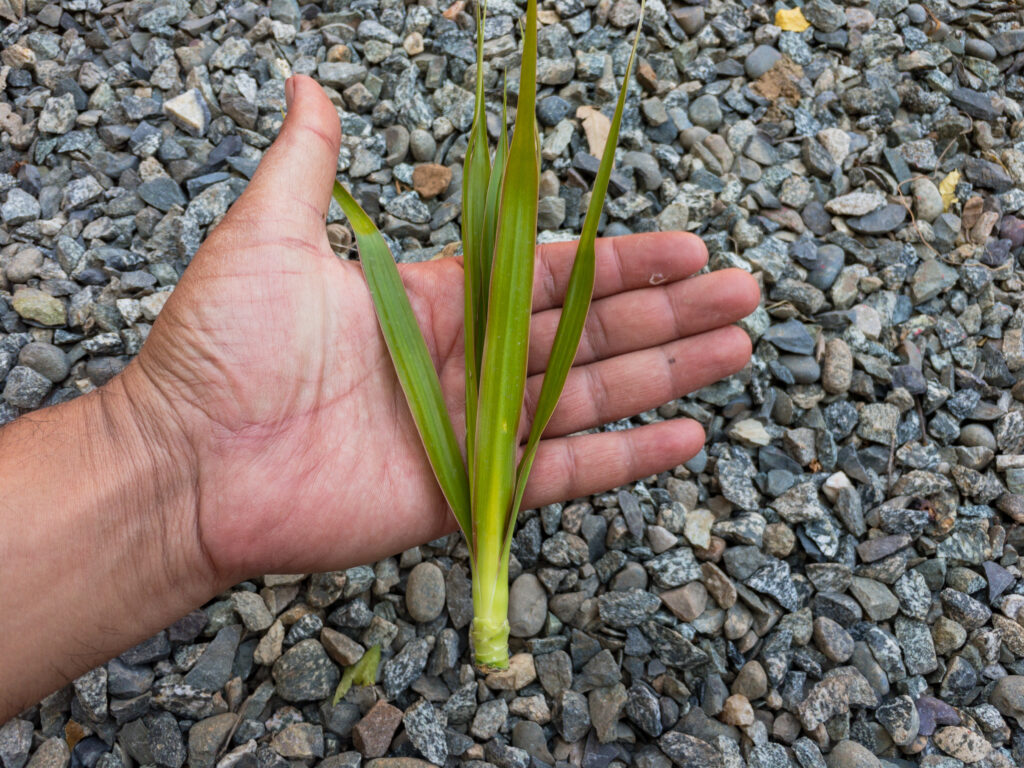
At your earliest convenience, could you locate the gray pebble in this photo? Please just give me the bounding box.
[778,354,820,384]
[507,573,548,638]
[0,720,33,768]
[272,639,340,702]
[405,561,446,623]
[965,38,997,61]
[905,4,927,23]
[409,129,436,163]
[847,203,906,235]
[2,189,41,226]
[744,46,782,79]
[402,700,447,765]
[19,342,68,385]
[382,637,428,698]
[2,366,52,409]
[185,624,242,692]
[674,6,704,35]
[688,95,723,131]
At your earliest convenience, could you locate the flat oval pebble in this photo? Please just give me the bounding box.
[846,203,907,234]
[405,561,446,623]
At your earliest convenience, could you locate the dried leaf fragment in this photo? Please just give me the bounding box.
[775,7,811,31]
[938,170,960,212]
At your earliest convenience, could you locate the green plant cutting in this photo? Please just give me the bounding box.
[332,645,381,705]
[331,0,644,669]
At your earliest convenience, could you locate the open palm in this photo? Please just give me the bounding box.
[132,76,759,583]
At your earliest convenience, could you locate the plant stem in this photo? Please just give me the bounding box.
[470,539,510,669]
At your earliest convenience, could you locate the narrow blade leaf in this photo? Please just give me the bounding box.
[462,1,492,469]
[332,181,471,539]
[481,74,509,300]
[472,0,540,596]
[506,2,646,546]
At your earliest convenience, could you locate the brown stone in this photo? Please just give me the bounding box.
[321,627,365,666]
[188,714,238,768]
[701,562,737,609]
[442,0,465,20]
[761,206,806,233]
[412,163,451,199]
[993,614,1024,655]
[661,582,707,622]
[694,535,726,562]
[933,726,991,762]
[825,740,880,768]
[403,33,424,56]
[732,660,768,700]
[352,701,403,758]
[822,338,853,394]
[577,105,611,159]
[752,56,804,105]
[772,711,801,744]
[327,223,353,253]
[636,60,658,92]
[326,45,350,63]
[25,739,69,768]
[719,694,753,726]
[271,723,323,759]
[763,522,795,558]
[485,653,537,691]
[997,493,1024,522]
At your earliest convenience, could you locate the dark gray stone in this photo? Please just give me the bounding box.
[138,178,186,212]
[271,639,340,702]
[847,204,907,235]
[184,624,241,692]
[403,699,447,765]
[382,638,429,698]
[3,365,52,409]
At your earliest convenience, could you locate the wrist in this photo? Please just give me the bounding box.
[0,364,218,719]
[93,361,221,596]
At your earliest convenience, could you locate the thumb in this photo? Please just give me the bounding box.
[228,75,342,237]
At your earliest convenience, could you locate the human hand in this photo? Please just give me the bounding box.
[126,75,760,587]
[0,75,758,716]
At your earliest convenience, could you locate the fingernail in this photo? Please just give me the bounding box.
[285,76,295,110]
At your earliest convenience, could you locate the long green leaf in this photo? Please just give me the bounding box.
[472,0,539,606]
[332,181,471,538]
[462,2,491,472]
[505,1,646,548]
[481,73,509,300]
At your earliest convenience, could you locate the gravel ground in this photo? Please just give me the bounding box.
[3,0,1024,767]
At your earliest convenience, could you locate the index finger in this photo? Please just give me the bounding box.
[532,231,708,312]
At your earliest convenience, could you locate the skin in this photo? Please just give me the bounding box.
[0,76,760,722]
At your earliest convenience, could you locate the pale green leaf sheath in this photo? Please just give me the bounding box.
[470,0,541,669]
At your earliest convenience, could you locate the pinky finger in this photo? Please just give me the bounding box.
[522,419,706,509]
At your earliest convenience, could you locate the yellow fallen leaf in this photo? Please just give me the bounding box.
[775,8,811,32]
[939,170,960,212]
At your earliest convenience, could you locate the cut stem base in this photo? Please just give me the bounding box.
[471,615,510,670]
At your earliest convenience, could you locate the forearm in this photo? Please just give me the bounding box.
[0,364,213,722]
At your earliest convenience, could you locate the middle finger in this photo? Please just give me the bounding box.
[528,268,760,374]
